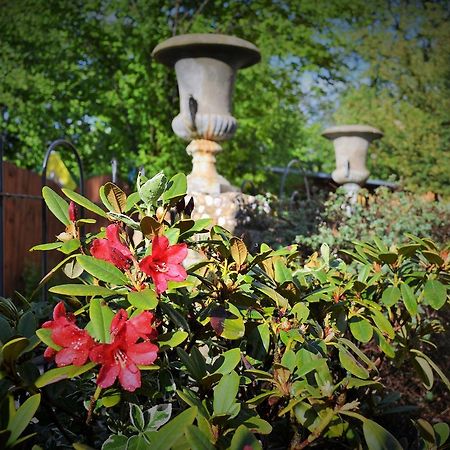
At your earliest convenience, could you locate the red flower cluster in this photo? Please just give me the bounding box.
[43,302,94,366]
[90,224,133,270]
[90,309,158,392]
[90,229,188,295]
[140,235,188,294]
[44,304,158,392]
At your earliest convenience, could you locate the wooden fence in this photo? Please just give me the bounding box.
[1,161,111,296]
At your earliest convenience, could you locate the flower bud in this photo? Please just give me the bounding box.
[69,201,78,222]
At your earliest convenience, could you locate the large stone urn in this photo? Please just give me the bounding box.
[322,125,383,193]
[152,33,260,194]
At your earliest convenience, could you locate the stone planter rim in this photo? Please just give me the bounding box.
[322,124,383,141]
[152,33,261,69]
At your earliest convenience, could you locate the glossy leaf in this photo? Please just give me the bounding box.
[128,288,158,310]
[230,237,248,268]
[338,348,369,379]
[35,363,96,388]
[423,279,447,310]
[381,286,401,307]
[363,419,403,450]
[88,298,114,343]
[42,186,70,225]
[138,172,166,207]
[6,394,41,446]
[49,284,118,297]
[162,173,187,204]
[213,371,240,416]
[400,283,418,316]
[185,425,214,450]
[62,188,108,218]
[229,425,262,450]
[349,316,373,343]
[146,406,197,450]
[77,255,128,285]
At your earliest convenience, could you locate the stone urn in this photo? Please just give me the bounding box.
[322,125,383,193]
[152,33,261,194]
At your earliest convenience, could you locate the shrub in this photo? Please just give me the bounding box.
[242,187,449,254]
[0,173,449,449]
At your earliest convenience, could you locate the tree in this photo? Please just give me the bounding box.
[333,0,450,195]
[0,0,361,187]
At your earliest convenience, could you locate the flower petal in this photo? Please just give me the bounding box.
[96,363,120,389]
[139,255,155,277]
[166,264,187,281]
[55,347,79,367]
[118,361,141,392]
[110,309,128,335]
[152,271,168,294]
[107,224,132,258]
[165,243,188,265]
[128,341,158,365]
[151,235,169,257]
[90,238,112,263]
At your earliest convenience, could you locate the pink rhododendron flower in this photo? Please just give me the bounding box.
[90,224,132,270]
[43,301,94,367]
[89,310,158,392]
[139,235,188,294]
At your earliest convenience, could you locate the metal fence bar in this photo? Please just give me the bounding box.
[0,135,4,297]
[41,139,84,299]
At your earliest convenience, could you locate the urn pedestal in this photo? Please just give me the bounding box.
[152,33,260,195]
[322,125,383,194]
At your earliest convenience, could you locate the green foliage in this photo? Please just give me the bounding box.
[334,0,450,195]
[0,0,361,187]
[296,187,450,254]
[1,173,449,449]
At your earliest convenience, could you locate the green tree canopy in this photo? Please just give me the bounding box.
[0,0,359,187]
[333,0,450,195]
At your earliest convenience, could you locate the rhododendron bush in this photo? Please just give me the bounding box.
[0,172,449,449]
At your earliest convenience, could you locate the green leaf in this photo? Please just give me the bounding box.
[17,311,37,338]
[381,286,401,307]
[35,363,95,388]
[229,425,262,450]
[101,435,129,450]
[145,404,172,431]
[128,289,158,310]
[158,331,188,350]
[0,316,13,343]
[1,337,29,366]
[338,348,369,379]
[349,316,373,343]
[146,407,197,450]
[411,349,450,391]
[42,186,70,225]
[185,425,215,450]
[213,348,241,375]
[77,255,128,285]
[213,371,240,416]
[30,242,63,251]
[49,284,118,297]
[6,394,41,446]
[434,422,450,447]
[125,192,141,212]
[370,309,394,339]
[138,172,167,207]
[127,434,151,450]
[58,239,81,254]
[162,173,187,204]
[413,356,434,390]
[274,259,293,284]
[253,281,289,308]
[378,253,398,264]
[63,259,84,279]
[62,188,108,218]
[423,279,447,310]
[400,283,418,316]
[130,404,145,431]
[88,298,114,343]
[363,419,403,450]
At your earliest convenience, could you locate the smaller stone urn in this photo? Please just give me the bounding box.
[152,33,260,194]
[322,125,383,193]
